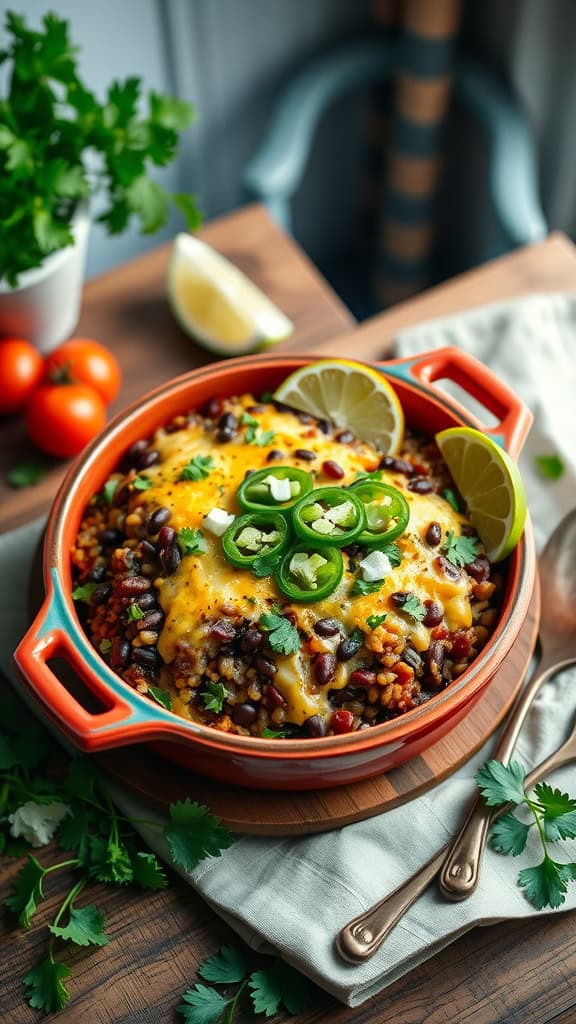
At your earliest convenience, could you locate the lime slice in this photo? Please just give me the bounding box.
[167,233,293,356]
[435,427,527,561]
[273,358,404,454]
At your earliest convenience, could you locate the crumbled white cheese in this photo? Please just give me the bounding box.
[9,801,71,848]
[265,476,291,502]
[359,550,392,582]
[204,507,235,536]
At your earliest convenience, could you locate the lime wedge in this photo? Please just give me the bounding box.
[167,233,293,356]
[435,427,527,561]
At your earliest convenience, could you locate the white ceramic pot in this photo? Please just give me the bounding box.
[0,203,90,354]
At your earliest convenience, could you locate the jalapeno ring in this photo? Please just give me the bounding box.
[349,480,410,546]
[237,466,313,512]
[292,486,366,547]
[222,511,291,568]
[275,543,344,602]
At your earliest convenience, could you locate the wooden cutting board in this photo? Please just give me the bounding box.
[28,549,539,835]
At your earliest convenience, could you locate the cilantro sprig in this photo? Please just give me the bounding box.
[180,455,215,482]
[177,945,312,1024]
[200,680,228,714]
[477,759,576,910]
[0,10,200,287]
[443,530,480,568]
[178,527,207,556]
[259,613,300,655]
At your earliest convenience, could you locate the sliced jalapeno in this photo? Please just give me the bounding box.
[349,480,410,546]
[222,511,290,569]
[292,486,366,547]
[275,543,344,602]
[237,466,313,512]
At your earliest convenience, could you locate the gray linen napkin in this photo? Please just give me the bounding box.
[2,293,576,1007]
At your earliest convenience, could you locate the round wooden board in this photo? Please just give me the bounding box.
[28,547,539,836]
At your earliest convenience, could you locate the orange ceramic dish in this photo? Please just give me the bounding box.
[14,347,535,790]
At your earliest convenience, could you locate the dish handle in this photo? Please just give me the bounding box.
[13,569,179,751]
[380,346,532,460]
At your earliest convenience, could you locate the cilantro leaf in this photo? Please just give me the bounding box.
[50,905,109,947]
[246,427,276,447]
[147,686,173,711]
[241,412,259,427]
[57,809,92,862]
[133,475,153,490]
[251,555,281,578]
[24,957,71,1014]
[178,527,207,556]
[64,757,99,803]
[127,602,144,621]
[7,460,48,488]
[443,531,480,568]
[518,855,576,910]
[164,799,234,871]
[249,959,311,1017]
[350,579,383,597]
[533,782,576,818]
[125,175,169,233]
[543,811,576,843]
[180,455,214,482]
[259,613,300,655]
[198,945,247,984]
[442,487,460,512]
[366,613,387,630]
[131,851,168,890]
[177,983,228,1024]
[261,728,288,739]
[200,680,227,714]
[377,542,402,568]
[99,638,112,655]
[89,835,134,885]
[535,454,565,480]
[400,595,427,622]
[102,478,119,504]
[476,759,527,806]
[71,582,98,602]
[4,855,46,927]
[489,811,530,856]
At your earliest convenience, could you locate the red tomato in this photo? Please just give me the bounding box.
[0,338,44,415]
[43,338,121,404]
[26,384,107,458]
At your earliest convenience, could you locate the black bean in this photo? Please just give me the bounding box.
[408,477,433,494]
[139,449,160,469]
[160,545,181,575]
[256,655,277,679]
[132,647,160,669]
[92,582,112,605]
[158,525,176,549]
[125,440,148,467]
[232,703,257,727]
[314,617,342,638]
[425,522,442,547]
[465,556,491,583]
[147,506,171,534]
[390,591,410,608]
[304,715,328,737]
[111,637,131,670]
[434,555,461,581]
[337,633,364,661]
[87,564,106,583]
[422,599,444,627]
[266,449,284,462]
[336,430,355,444]
[140,539,158,560]
[118,575,152,597]
[402,647,422,671]
[379,455,415,475]
[136,592,157,611]
[240,628,264,653]
[294,448,316,461]
[210,619,237,643]
[217,426,235,443]
[202,396,224,419]
[138,609,165,630]
[314,652,337,685]
[218,412,238,431]
[317,418,331,434]
[98,528,124,547]
[297,411,314,424]
[342,543,362,559]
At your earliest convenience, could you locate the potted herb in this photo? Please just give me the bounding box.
[0,10,200,351]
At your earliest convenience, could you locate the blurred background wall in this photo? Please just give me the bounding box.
[3,0,575,298]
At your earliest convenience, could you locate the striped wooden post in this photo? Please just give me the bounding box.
[375,0,462,306]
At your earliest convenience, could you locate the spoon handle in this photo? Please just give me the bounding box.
[336,716,576,963]
[439,659,559,900]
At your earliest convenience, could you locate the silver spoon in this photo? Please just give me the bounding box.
[337,507,576,963]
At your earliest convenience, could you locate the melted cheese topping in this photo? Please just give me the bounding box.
[135,397,473,726]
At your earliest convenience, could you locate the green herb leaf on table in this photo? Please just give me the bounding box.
[489,811,531,856]
[131,851,168,890]
[71,582,98,602]
[147,686,173,711]
[180,455,214,482]
[518,856,576,911]
[476,759,527,806]
[366,613,387,630]
[350,579,383,597]
[534,454,565,480]
[177,983,228,1024]
[50,905,109,947]
[4,855,46,928]
[249,959,312,1017]
[259,613,300,655]
[443,530,480,568]
[7,460,48,488]
[400,595,427,622]
[200,680,227,714]
[133,475,153,490]
[179,528,207,556]
[89,835,134,885]
[164,799,234,872]
[24,958,72,1015]
[198,945,248,984]
[543,811,576,842]
[533,782,576,818]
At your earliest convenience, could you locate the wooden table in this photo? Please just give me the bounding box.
[1,207,576,1024]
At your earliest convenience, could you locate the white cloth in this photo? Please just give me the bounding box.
[2,294,576,1007]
